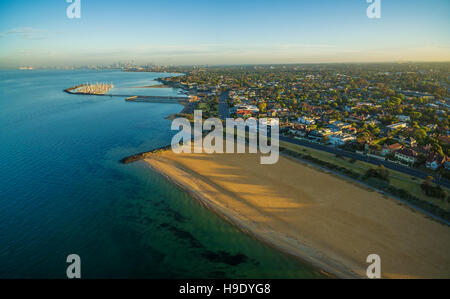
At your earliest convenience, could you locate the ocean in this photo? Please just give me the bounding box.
[0,69,323,278]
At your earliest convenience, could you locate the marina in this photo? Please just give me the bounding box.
[64,84,190,103]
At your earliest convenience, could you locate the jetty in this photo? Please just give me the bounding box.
[125,95,189,104]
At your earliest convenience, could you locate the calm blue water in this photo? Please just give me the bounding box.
[0,69,322,278]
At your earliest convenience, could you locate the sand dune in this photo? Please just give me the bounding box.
[144,149,450,278]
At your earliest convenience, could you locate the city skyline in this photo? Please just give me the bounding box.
[0,0,449,68]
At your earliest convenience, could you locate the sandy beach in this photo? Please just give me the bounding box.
[144,148,450,279]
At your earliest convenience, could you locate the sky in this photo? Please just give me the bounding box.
[0,0,449,67]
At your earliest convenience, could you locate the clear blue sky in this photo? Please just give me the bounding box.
[0,0,449,67]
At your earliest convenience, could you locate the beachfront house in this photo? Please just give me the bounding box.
[395,148,418,166]
[381,143,403,156]
[328,133,356,146]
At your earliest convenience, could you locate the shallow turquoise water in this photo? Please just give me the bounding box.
[0,69,323,278]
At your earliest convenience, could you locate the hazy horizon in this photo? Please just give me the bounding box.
[1,0,449,68]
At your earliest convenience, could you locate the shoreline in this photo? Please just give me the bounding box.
[141,148,450,279]
[143,158,353,278]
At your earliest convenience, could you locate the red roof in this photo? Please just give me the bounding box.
[384,143,402,151]
[236,110,253,115]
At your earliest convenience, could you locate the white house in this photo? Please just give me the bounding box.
[387,122,408,131]
[298,116,317,125]
[395,148,417,165]
[328,133,356,146]
[259,118,280,126]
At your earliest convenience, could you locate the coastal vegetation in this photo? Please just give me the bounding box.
[364,165,390,182]
[279,141,450,222]
[421,177,448,200]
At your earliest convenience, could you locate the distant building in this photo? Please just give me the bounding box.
[308,129,332,142]
[298,116,317,125]
[235,105,259,113]
[414,144,433,156]
[259,118,280,126]
[403,137,417,148]
[396,115,410,122]
[329,120,352,130]
[387,122,408,131]
[399,90,435,100]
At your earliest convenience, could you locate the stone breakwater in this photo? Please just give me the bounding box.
[120,145,173,164]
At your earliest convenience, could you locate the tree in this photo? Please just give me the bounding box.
[258,102,267,113]
[364,165,390,182]
[413,128,427,143]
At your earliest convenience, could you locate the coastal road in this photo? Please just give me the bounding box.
[219,91,230,120]
[280,135,450,188]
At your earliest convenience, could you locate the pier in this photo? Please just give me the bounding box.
[125,95,189,103]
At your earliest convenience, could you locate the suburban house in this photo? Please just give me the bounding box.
[298,116,317,125]
[288,128,307,137]
[395,148,418,165]
[414,144,433,155]
[329,120,352,130]
[403,137,417,148]
[308,129,332,142]
[326,125,342,134]
[328,133,356,146]
[381,143,403,156]
[345,114,367,123]
[234,105,259,114]
[387,122,408,131]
